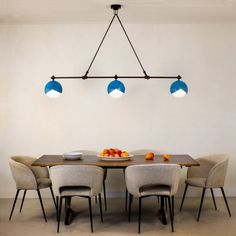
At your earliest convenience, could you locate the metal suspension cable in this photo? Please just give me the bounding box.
[51,5,182,82]
[116,14,147,77]
[84,14,116,78]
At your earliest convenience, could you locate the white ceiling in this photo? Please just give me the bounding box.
[1,0,236,24]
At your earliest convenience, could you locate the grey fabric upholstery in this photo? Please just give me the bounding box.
[59,186,91,197]
[9,156,51,190]
[125,164,181,197]
[52,165,104,233]
[180,154,231,221]
[125,164,181,233]
[186,177,206,188]
[139,185,171,196]
[186,154,229,188]
[8,156,56,222]
[77,150,107,180]
[50,165,104,197]
[37,178,52,189]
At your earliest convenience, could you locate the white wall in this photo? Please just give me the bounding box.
[1,24,236,198]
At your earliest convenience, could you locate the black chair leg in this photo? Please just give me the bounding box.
[124,189,128,211]
[37,189,47,222]
[180,184,188,211]
[57,197,63,233]
[19,190,27,213]
[197,188,206,221]
[171,196,174,221]
[9,189,20,220]
[103,181,107,211]
[95,196,98,204]
[168,196,174,232]
[56,196,59,221]
[221,187,231,217]
[50,186,57,209]
[64,198,67,212]
[128,193,133,222]
[138,197,142,234]
[159,196,167,225]
[64,197,72,225]
[98,194,103,223]
[165,197,168,211]
[123,169,128,212]
[210,188,217,210]
[88,197,93,233]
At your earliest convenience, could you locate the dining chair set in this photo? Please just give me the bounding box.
[8,154,231,233]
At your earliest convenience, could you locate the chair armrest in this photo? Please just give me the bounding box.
[206,159,228,188]
[187,158,214,179]
[30,166,49,179]
[10,162,37,189]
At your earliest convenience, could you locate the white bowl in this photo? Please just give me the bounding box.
[63,151,83,160]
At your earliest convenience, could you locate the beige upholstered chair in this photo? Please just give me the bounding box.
[78,150,107,210]
[125,164,181,233]
[50,165,104,233]
[9,156,56,222]
[180,154,231,221]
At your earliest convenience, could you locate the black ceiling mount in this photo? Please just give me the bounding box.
[51,4,182,81]
[110,4,122,11]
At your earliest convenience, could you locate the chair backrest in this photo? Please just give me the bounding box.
[50,165,104,197]
[125,164,181,197]
[187,154,229,188]
[9,157,38,190]
[11,156,49,179]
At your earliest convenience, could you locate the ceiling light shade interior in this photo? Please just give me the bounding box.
[107,79,125,98]
[44,80,63,98]
[170,80,188,98]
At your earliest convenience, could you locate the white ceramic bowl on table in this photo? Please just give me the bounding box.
[63,151,83,160]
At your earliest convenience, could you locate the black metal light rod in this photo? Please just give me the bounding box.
[51,75,181,80]
[50,5,183,83]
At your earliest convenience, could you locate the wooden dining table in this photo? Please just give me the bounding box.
[33,154,199,168]
[33,154,199,225]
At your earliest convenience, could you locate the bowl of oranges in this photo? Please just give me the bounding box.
[98,148,133,161]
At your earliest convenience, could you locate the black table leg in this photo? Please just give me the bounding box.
[65,197,72,225]
[158,196,167,225]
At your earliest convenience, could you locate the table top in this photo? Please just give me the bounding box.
[33,154,199,168]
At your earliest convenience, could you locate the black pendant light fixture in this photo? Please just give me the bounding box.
[44,4,188,98]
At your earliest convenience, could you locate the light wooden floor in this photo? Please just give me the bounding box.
[0,196,235,236]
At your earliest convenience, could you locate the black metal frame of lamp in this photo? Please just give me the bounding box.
[50,75,182,81]
[50,4,182,83]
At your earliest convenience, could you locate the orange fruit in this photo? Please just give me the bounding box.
[121,151,129,157]
[163,154,170,161]
[145,152,155,160]
[100,148,129,158]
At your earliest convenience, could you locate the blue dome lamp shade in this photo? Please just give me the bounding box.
[107,79,125,98]
[44,79,63,98]
[170,79,188,98]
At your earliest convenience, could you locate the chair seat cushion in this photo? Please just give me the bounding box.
[186,177,206,187]
[139,184,171,196]
[59,186,91,197]
[37,178,52,189]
